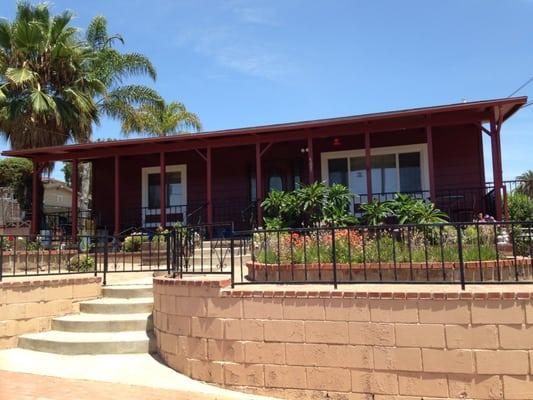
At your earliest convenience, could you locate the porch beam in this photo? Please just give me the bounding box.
[31,112,496,163]
[71,159,78,241]
[159,152,166,228]
[426,123,437,201]
[194,148,207,162]
[490,111,503,220]
[31,161,40,237]
[206,147,213,225]
[114,155,120,235]
[260,142,273,158]
[255,143,263,225]
[364,131,372,203]
[307,136,315,184]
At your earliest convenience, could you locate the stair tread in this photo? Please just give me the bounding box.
[80,297,153,305]
[53,313,151,322]
[103,284,153,290]
[20,330,150,343]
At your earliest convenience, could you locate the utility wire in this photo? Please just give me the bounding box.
[507,75,533,98]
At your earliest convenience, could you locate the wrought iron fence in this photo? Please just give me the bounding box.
[2,220,532,290]
[231,221,533,289]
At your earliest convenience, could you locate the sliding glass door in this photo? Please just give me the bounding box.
[322,144,429,202]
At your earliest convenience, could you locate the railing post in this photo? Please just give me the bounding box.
[103,235,108,286]
[331,228,338,289]
[456,225,466,290]
[230,236,235,288]
[166,231,171,275]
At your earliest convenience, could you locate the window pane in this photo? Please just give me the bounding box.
[349,156,367,195]
[328,158,348,186]
[268,175,283,192]
[167,171,183,206]
[399,152,421,192]
[371,154,397,195]
[148,174,160,209]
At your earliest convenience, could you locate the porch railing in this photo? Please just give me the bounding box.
[1,221,532,290]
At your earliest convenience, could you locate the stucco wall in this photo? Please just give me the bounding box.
[0,277,101,349]
[154,276,533,400]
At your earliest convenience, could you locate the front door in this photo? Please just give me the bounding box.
[141,165,187,227]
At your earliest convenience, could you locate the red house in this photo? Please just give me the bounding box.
[2,96,527,237]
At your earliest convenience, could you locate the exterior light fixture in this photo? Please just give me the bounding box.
[333,137,341,146]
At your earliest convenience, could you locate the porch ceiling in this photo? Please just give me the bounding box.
[2,96,527,162]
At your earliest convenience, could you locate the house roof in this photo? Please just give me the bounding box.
[2,96,527,162]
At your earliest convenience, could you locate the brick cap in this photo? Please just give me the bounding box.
[153,276,533,300]
[0,276,101,289]
[153,275,231,288]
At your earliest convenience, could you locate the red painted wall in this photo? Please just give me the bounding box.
[91,123,484,229]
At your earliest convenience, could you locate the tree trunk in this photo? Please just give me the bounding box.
[79,162,92,231]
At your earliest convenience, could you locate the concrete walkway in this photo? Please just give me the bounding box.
[0,348,276,399]
[0,369,257,400]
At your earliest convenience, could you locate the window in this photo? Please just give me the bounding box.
[321,144,429,202]
[147,171,184,208]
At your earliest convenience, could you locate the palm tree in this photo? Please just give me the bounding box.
[77,16,165,213]
[0,2,104,150]
[517,170,533,198]
[121,100,202,136]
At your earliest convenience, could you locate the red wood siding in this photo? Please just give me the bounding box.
[91,123,484,229]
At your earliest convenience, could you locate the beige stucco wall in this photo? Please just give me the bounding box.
[0,277,101,349]
[154,276,533,400]
[43,182,72,211]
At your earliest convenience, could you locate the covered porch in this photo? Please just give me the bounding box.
[3,96,526,238]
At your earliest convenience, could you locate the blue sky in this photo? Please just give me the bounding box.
[0,0,532,180]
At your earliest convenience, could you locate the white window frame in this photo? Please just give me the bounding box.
[320,143,430,199]
[141,164,187,227]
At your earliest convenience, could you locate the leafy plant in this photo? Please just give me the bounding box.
[261,182,356,228]
[508,192,533,222]
[68,255,95,272]
[122,233,149,252]
[360,201,392,225]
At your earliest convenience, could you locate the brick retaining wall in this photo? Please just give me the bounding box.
[153,276,533,400]
[0,277,101,349]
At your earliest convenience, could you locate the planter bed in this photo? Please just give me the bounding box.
[245,257,533,282]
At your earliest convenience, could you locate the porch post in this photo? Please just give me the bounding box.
[71,159,78,241]
[307,136,315,184]
[159,152,166,228]
[31,161,40,237]
[426,124,437,201]
[114,155,120,235]
[490,114,503,220]
[255,143,263,225]
[206,147,213,225]
[364,131,373,202]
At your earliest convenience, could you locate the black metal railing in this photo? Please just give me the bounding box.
[231,221,533,289]
[2,220,532,290]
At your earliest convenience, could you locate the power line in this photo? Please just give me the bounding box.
[507,75,533,98]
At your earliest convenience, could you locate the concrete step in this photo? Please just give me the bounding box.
[52,313,152,332]
[101,284,153,299]
[79,297,153,314]
[18,330,154,355]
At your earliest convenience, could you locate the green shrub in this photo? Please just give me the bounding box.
[68,255,95,272]
[122,233,149,252]
[261,182,357,228]
[509,192,533,221]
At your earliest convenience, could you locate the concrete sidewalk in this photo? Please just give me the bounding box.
[0,348,277,400]
[0,369,257,400]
